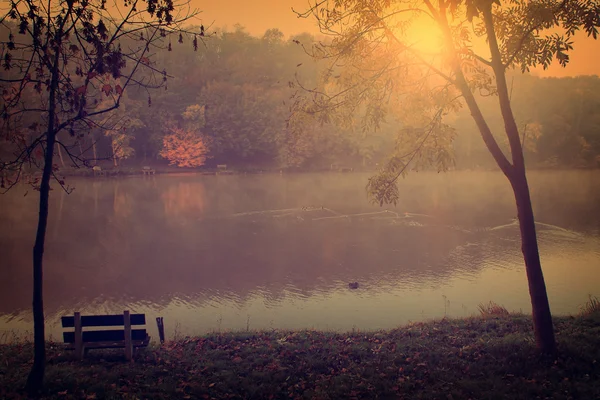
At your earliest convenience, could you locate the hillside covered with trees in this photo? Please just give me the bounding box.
[2,25,600,172]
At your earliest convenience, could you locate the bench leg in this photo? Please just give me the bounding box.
[124,310,133,361]
[74,312,84,360]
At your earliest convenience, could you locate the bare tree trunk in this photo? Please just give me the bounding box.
[25,50,61,395]
[112,140,118,167]
[56,139,66,168]
[92,133,98,166]
[510,169,556,353]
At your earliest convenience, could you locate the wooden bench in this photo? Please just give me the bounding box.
[61,311,150,360]
[92,166,106,177]
[141,166,155,175]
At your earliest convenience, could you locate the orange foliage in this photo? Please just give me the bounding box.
[160,127,209,168]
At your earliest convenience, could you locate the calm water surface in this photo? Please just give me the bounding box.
[1,170,599,340]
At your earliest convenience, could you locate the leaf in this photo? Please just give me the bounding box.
[466,2,479,21]
[115,85,123,95]
[101,84,112,97]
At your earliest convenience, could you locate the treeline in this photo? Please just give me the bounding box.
[64,26,397,170]
[82,28,600,171]
[3,25,600,171]
[453,74,600,169]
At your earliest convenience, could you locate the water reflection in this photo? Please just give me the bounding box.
[161,181,207,221]
[0,171,599,340]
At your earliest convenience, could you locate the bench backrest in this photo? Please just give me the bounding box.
[61,314,146,328]
[61,313,147,344]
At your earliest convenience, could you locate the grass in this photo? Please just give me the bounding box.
[580,295,600,317]
[1,313,599,399]
[477,301,510,317]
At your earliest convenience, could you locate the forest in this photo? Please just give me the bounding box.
[2,25,599,173]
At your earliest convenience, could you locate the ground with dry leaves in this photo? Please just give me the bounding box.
[1,313,599,399]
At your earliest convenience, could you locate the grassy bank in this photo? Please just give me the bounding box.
[1,313,599,399]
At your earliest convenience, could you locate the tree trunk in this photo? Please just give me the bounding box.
[92,133,98,166]
[112,140,118,167]
[510,169,556,353]
[25,43,61,396]
[461,3,557,354]
[26,109,54,395]
[56,139,66,168]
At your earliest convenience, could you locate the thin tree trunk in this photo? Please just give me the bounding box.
[56,139,66,168]
[510,169,556,353]
[78,140,84,159]
[112,140,118,167]
[436,2,557,354]
[479,3,556,354]
[52,188,65,240]
[25,51,61,395]
[92,133,98,166]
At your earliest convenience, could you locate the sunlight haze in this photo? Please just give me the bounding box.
[198,0,600,77]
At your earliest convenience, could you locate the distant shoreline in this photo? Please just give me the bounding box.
[53,164,599,178]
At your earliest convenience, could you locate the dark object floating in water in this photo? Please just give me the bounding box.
[348,282,359,289]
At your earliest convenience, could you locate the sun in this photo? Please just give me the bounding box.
[387,10,445,56]
[406,19,445,55]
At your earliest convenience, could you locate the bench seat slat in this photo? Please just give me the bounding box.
[62,314,146,327]
[65,339,150,350]
[63,329,148,343]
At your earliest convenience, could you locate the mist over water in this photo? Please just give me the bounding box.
[1,170,599,340]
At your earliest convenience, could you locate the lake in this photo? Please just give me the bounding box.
[1,170,599,341]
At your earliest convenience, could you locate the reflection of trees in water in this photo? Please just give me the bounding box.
[112,181,133,220]
[161,181,206,221]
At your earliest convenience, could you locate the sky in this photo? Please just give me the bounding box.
[196,0,600,78]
